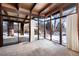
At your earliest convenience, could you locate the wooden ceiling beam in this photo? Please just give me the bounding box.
[46,3,71,17]
[30,3,37,12]
[3,19,29,23]
[3,10,11,20]
[2,6,17,13]
[45,4,63,17]
[23,15,28,23]
[39,3,52,14]
[4,10,8,15]
[15,3,19,11]
[23,3,37,23]
[15,3,19,21]
[0,14,30,20]
[2,3,45,17]
[22,3,36,24]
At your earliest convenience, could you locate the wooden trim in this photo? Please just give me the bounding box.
[0,3,3,47]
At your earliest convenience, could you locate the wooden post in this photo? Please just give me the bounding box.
[38,16,39,40]
[15,4,19,43]
[29,3,36,42]
[17,22,19,43]
[0,4,3,47]
[20,23,24,35]
[50,15,52,41]
[29,12,31,42]
[44,18,46,39]
[60,9,63,45]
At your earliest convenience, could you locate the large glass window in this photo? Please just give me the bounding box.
[31,18,38,41]
[3,21,8,45]
[63,4,76,16]
[3,21,19,46]
[61,17,67,46]
[61,4,76,46]
[24,23,29,42]
[45,20,50,40]
[39,20,44,39]
[52,19,60,43]
[14,22,19,43]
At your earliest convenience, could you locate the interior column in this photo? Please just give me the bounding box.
[60,9,63,45]
[50,15,52,41]
[44,18,46,39]
[29,12,31,42]
[20,23,24,35]
[0,4,3,47]
[38,16,39,40]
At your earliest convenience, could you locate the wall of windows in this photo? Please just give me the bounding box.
[61,17,67,46]
[52,19,60,43]
[3,21,30,46]
[3,21,19,46]
[31,19,38,41]
[44,4,77,46]
[24,23,29,42]
[39,20,44,39]
[2,4,77,46]
[51,4,76,45]
[45,21,50,40]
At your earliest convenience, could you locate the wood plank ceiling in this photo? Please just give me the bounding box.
[0,3,71,23]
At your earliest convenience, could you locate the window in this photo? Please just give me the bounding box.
[63,5,76,16]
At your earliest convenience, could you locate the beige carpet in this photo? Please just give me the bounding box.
[0,39,79,56]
